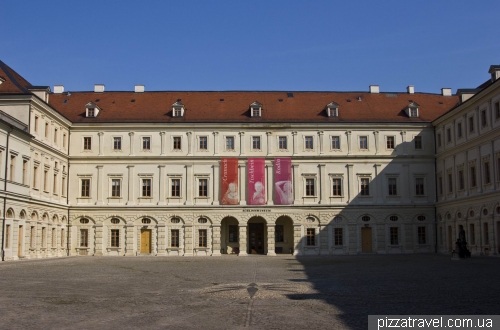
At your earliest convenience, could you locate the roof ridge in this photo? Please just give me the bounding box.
[0,60,32,94]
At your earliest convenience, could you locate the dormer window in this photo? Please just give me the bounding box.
[85,102,100,118]
[250,101,262,118]
[172,101,185,117]
[406,102,419,118]
[326,102,339,117]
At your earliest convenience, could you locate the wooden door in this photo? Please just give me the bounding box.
[361,227,372,252]
[249,224,264,254]
[18,226,23,258]
[140,229,151,254]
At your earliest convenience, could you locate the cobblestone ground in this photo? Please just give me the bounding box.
[0,255,499,330]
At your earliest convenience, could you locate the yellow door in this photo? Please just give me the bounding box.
[361,228,372,253]
[140,229,151,254]
[18,226,23,258]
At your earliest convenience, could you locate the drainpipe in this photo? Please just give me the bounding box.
[1,128,12,261]
[66,130,70,256]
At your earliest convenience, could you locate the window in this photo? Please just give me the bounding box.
[306,228,315,246]
[88,108,95,117]
[199,136,208,150]
[83,137,92,150]
[495,101,500,120]
[457,123,462,138]
[142,179,152,197]
[30,226,35,248]
[54,128,58,144]
[278,136,287,150]
[173,137,181,150]
[113,137,121,150]
[484,161,491,184]
[198,178,208,197]
[328,107,338,117]
[81,179,90,197]
[226,136,234,150]
[43,170,48,191]
[22,160,27,185]
[5,225,10,248]
[458,170,464,190]
[305,178,315,196]
[61,176,66,197]
[481,109,487,127]
[199,229,207,247]
[388,178,397,196]
[275,225,284,242]
[229,225,238,242]
[171,178,181,197]
[470,166,477,187]
[251,107,261,117]
[305,136,314,150]
[111,229,120,248]
[437,133,441,147]
[41,227,46,247]
[34,116,39,133]
[173,107,182,117]
[45,122,49,138]
[417,227,426,244]
[446,128,451,143]
[331,136,340,150]
[360,178,370,196]
[390,227,399,245]
[483,223,489,245]
[111,179,121,197]
[9,155,15,182]
[33,165,38,188]
[362,216,371,222]
[469,224,475,245]
[414,136,422,150]
[468,116,474,132]
[415,178,424,195]
[142,137,151,150]
[334,228,343,246]
[142,218,151,224]
[53,174,57,194]
[51,228,56,247]
[386,136,395,149]
[409,107,418,117]
[447,173,453,193]
[61,228,65,248]
[171,230,179,247]
[63,133,67,149]
[359,136,368,149]
[390,215,398,222]
[252,136,261,150]
[332,178,342,196]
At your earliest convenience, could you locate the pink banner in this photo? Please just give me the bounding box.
[221,158,239,205]
[274,157,293,205]
[248,158,265,205]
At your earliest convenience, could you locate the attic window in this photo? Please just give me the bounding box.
[406,102,419,118]
[172,101,185,117]
[88,108,95,117]
[326,102,339,117]
[85,102,100,118]
[250,101,262,118]
[287,93,294,98]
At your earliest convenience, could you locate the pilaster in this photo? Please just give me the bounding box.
[158,165,166,205]
[239,163,246,205]
[319,163,327,204]
[213,162,220,205]
[128,132,135,156]
[292,164,300,205]
[238,225,247,256]
[94,225,103,256]
[293,224,302,255]
[185,164,193,205]
[184,225,193,256]
[126,165,135,205]
[96,165,103,205]
[98,131,104,156]
[266,131,272,156]
[239,132,245,156]
[212,225,221,256]
[266,225,276,256]
[266,162,274,205]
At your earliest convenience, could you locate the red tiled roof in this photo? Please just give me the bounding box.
[49,91,459,124]
[0,60,32,94]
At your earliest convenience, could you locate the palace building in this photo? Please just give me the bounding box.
[0,60,499,260]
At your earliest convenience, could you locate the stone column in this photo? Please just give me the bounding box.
[238,225,247,256]
[184,225,193,256]
[319,164,327,204]
[346,131,352,155]
[185,165,193,205]
[239,163,246,205]
[129,132,135,156]
[126,165,135,205]
[213,162,220,205]
[158,165,166,205]
[96,165,103,205]
[239,132,245,156]
[318,131,324,155]
[267,224,276,256]
[125,224,134,256]
[292,131,298,155]
[160,132,166,155]
[213,132,219,156]
[266,162,274,205]
[373,131,379,155]
[212,225,221,256]
[293,224,302,255]
[186,132,192,156]
[98,132,104,156]
[94,224,103,256]
[346,164,354,203]
[292,164,300,204]
[266,132,272,156]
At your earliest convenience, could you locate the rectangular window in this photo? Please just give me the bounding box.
[305,136,314,150]
[142,179,152,197]
[9,155,15,182]
[88,108,95,117]
[305,178,315,196]
[483,223,489,245]
[275,225,284,242]
[252,136,261,150]
[142,137,151,150]
[457,122,462,138]
[33,166,38,188]
[332,178,342,196]
[173,137,181,150]
[458,170,464,190]
[359,136,368,149]
[484,161,491,184]
[199,136,207,150]
[334,228,343,246]
[438,176,443,195]
[470,166,477,187]
[61,176,66,197]
[41,227,46,247]
[417,227,426,244]
[360,178,370,196]
[199,178,208,197]
[447,173,453,193]
[306,228,315,246]
[22,160,27,185]
[173,108,182,117]
[278,136,287,150]
[111,179,121,197]
[199,229,207,247]
[45,123,49,138]
[81,179,90,197]
[34,116,39,133]
[469,116,474,132]
[5,225,10,248]
[226,136,234,150]
[469,224,475,245]
[30,226,35,248]
[495,101,500,120]
[410,108,418,117]
[229,225,239,243]
[63,133,67,149]
[54,128,58,144]
[437,133,442,147]
[251,107,261,117]
[414,136,422,150]
[386,136,395,149]
[390,227,399,245]
[111,229,120,247]
[113,137,121,150]
[53,174,57,194]
[83,137,92,150]
[331,136,340,150]
[43,170,48,191]
[415,178,424,195]
[171,230,179,247]
[481,109,487,127]
[61,228,65,248]
[446,128,451,143]
[171,178,181,197]
[51,228,56,247]
[388,178,397,196]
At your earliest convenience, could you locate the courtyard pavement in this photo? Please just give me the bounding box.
[0,254,499,330]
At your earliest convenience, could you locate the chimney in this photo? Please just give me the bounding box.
[54,85,64,94]
[134,85,145,93]
[369,85,380,94]
[94,84,105,93]
[441,88,452,96]
[407,85,415,94]
[489,65,500,82]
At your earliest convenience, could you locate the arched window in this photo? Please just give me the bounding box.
[306,217,315,223]
[362,216,370,222]
[333,216,342,223]
[6,209,14,218]
[80,218,90,224]
[142,218,151,224]
[111,218,120,224]
[198,218,208,224]
[389,216,398,222]
[171,217,180,224]
[469,210,474,217]
[482,209,488,216]
[417,215,426,221]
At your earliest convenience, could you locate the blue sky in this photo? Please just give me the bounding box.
[3,1,499,93]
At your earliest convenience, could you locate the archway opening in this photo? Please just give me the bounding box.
[221,217,239,254]
[247,217,267,254]
[275,216,294,254]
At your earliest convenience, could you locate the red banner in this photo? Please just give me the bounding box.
[248,158,265,205]
[274,157,293,205]
[221,158,239,205]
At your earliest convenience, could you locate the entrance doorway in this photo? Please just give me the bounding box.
[361,227,372,252]
[18,225,23,258]
[248,223,264,254]
[140,229,152,254]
